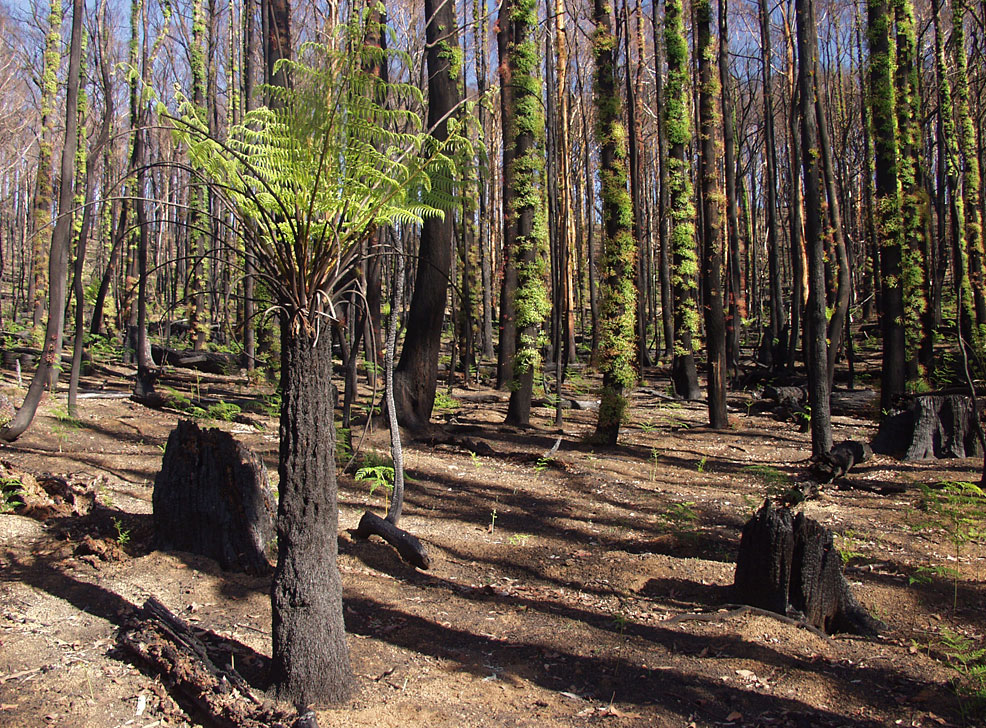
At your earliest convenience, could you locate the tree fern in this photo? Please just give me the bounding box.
[166,9,462,330]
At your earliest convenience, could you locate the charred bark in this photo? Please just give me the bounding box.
[153,420,275,574]
[733,502,883,636]
[351,511,430,570]
[873,394,984,460]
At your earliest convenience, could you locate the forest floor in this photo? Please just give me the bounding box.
[1,349,985,728]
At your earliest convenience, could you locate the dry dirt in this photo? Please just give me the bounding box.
[1,359,984,728]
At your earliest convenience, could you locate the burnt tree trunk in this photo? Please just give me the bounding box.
[269,321,353,705]
[873,394,984,460]
[153,420,275,574]
[733,502,883,636]
[392,0,462,426]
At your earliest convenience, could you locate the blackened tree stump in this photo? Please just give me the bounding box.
[733,502,883,636]
[153,420,275,574]
[873,394,983,460]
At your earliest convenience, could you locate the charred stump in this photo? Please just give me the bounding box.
[153,420,274,574]
[733,502,883,636]
[873,394,983,460]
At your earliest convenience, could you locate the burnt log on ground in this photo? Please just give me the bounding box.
[810,440,873,483]
[733,502,884,636]
[746,385,809,431]
[350,511,430,569]
[152,344,241,375]
[153,420,275,574]
[118,597,309,728]
[873,394,983,460]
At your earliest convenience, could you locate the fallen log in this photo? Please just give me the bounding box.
[733,501,884,636]
[350,511,430,569]
[152,344,241,375]
[117,597,301,728]
[746,385,810,431]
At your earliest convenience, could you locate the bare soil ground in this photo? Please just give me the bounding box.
[1,357,984,728]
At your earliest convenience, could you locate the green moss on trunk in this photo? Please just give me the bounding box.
[591,0,638,445]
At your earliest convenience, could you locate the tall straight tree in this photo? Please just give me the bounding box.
[28,0,61,330]
[502,0,549,427]
[892,0,931,381]
[934,0,975,355]
[759,0,786,365]
[952,2,984,326]
[665,0,701,399]
[650,0,674,361]
[797,0,832,454]
[719,0,744,374]
[393,0,463,428]
[868,0,905,415]
[1,0,83,442]
[696,0,727,429]
[188,0,210,350]
[591,0,638,444]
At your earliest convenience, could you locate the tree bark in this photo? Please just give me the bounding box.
[798,0,833,456]
[269,321,353,705]
[697,0,728,430]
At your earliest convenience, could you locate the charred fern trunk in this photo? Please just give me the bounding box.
[269,321,353,705]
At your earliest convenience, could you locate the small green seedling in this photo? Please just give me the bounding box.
[112,517,131,546]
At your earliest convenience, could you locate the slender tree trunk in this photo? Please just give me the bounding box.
[760,0,786,365]
[893,0,931,382]
[242,0,258,369]
[70,3,114,418]
[30,0,62,331]
[815,97,850,387]
[953,4,985,326]
[622,0,649,371]
[2,0,83,441]
[503,0,549,427]
[797,0,832,455]
[868,0,906,414]
[651,0,674,361]
[665,0,701,399]
[719,0,743,375]
[697,0,728,429]
[475,0,494,361]
[393,0,462,426]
